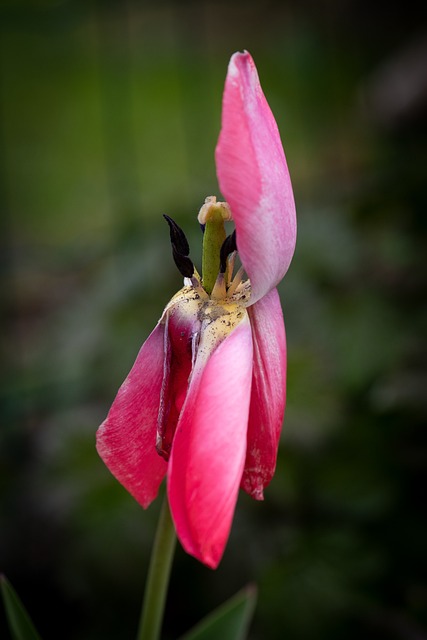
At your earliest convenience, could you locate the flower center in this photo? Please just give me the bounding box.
[164,195,252,305]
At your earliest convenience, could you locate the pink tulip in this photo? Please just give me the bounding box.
[96,51,296,569]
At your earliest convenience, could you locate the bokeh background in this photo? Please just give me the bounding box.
[1,1,427,639]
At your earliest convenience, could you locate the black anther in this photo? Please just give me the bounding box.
[163,214,190,256]
[163,214,194,278]
[219,230,237,273]
[172,248,194,278]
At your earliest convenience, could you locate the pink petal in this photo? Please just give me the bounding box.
[215,51,297,305]
[167,316,253,568]
[96,323,168,508]
[242,288,287,499]
[156,300,202,460]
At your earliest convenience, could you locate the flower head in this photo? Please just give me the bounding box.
[96,51,296,568]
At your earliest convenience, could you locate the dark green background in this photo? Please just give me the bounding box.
[1,1,426,638]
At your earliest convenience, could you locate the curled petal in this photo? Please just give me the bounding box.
[242,288,287,499]
[215,51,297,304]
[96,323,168,508]
[168,316,253,569]
[156,293,204,460]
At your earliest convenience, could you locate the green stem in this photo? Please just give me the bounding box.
[137,496,177,640]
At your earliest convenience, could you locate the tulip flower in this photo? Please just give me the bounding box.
[96,51,296,569]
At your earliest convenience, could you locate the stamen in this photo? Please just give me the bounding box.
[226,251,237,287]
[163,214,190,256]
[219,230,237,274]
[163,214,195,278]
[184,271,203,290]
[172,251,195,278]
[226,266,245,297]
[211,273,227,300]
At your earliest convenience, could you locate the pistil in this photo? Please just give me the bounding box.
[198,196,232,295]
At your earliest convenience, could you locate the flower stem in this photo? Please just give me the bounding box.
[137,496,176,640]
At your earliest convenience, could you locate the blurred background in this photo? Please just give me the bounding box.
[1,1,427,638]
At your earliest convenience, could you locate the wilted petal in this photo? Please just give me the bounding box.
[242,288,287,499]
[96,323,168,508]
[215,51,296,305]
[168,315,253,568]
[156,292,204,460]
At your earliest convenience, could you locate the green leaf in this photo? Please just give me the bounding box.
[179,585,257,640]
[1,575,42,640]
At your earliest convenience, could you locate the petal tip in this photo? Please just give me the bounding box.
[241,474,265,501]
[228,49,254,72]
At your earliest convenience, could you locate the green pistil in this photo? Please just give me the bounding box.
[202,208,226,295]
